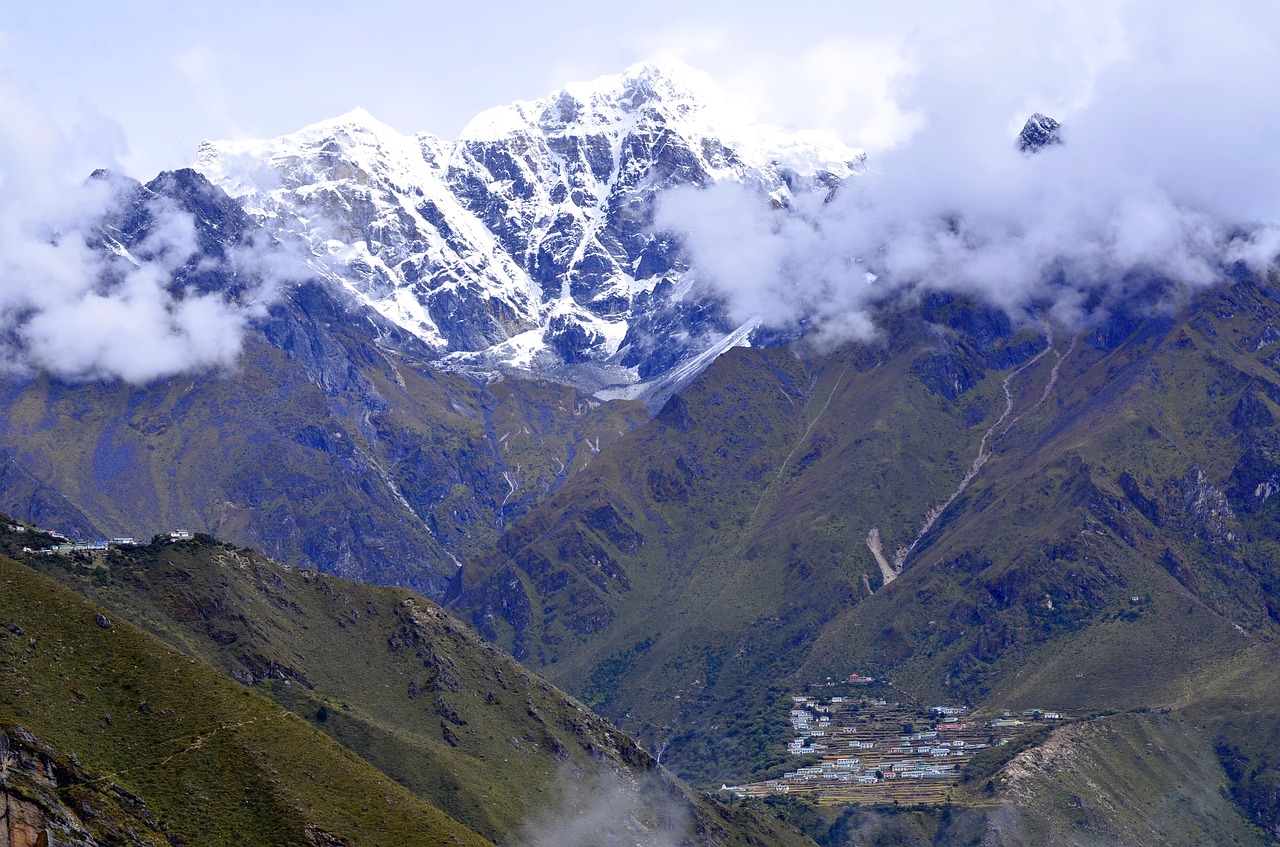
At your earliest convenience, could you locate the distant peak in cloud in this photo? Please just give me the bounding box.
[1017,113,1062,153]
[656,1,1280,350]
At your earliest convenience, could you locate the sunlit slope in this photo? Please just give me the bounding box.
[0,554,493,847]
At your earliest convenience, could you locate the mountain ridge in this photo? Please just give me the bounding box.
[194,58,865,405]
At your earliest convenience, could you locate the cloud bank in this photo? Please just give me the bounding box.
[518,769,689,847]
[657,0,1280,344]
[0,76,290,384]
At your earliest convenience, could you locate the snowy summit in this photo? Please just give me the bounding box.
[194,59,864,401]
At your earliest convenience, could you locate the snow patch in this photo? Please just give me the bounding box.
[194,60,862,391]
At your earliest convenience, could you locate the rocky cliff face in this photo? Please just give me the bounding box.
[0,727,167,847]
[195,59,864,400]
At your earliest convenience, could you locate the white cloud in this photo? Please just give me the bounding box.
[518,769,690,847]
[0,74,287,384]
[658,0,1280,344]
[799,39,923,153]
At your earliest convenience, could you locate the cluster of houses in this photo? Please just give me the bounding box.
[726,688,1067,805]
[24,533,141,555]
[9,521,196,556]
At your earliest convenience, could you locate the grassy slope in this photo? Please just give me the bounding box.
[5,525,813,847]
[449,282,1280,839]
[0,553,492,847]
[793,285,1280,839]
[972,710,1268,846]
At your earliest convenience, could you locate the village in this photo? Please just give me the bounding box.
[723,676,1064,806]
[7,521,194,556]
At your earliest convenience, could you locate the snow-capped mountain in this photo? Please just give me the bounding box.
[195,59,864,399]
[194,108,540,353]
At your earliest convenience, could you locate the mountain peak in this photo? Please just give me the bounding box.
[196,59,863,399]
[322,105,381,126]
[196,104,438,203]
[459,56,747,142]
[291,106,406,143]
[1018,112,1062,153]
[590,56,729,109]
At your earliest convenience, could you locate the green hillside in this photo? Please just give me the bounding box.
[447,281,1280,840]
[0,553,493,847]
[3,522,814,847]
